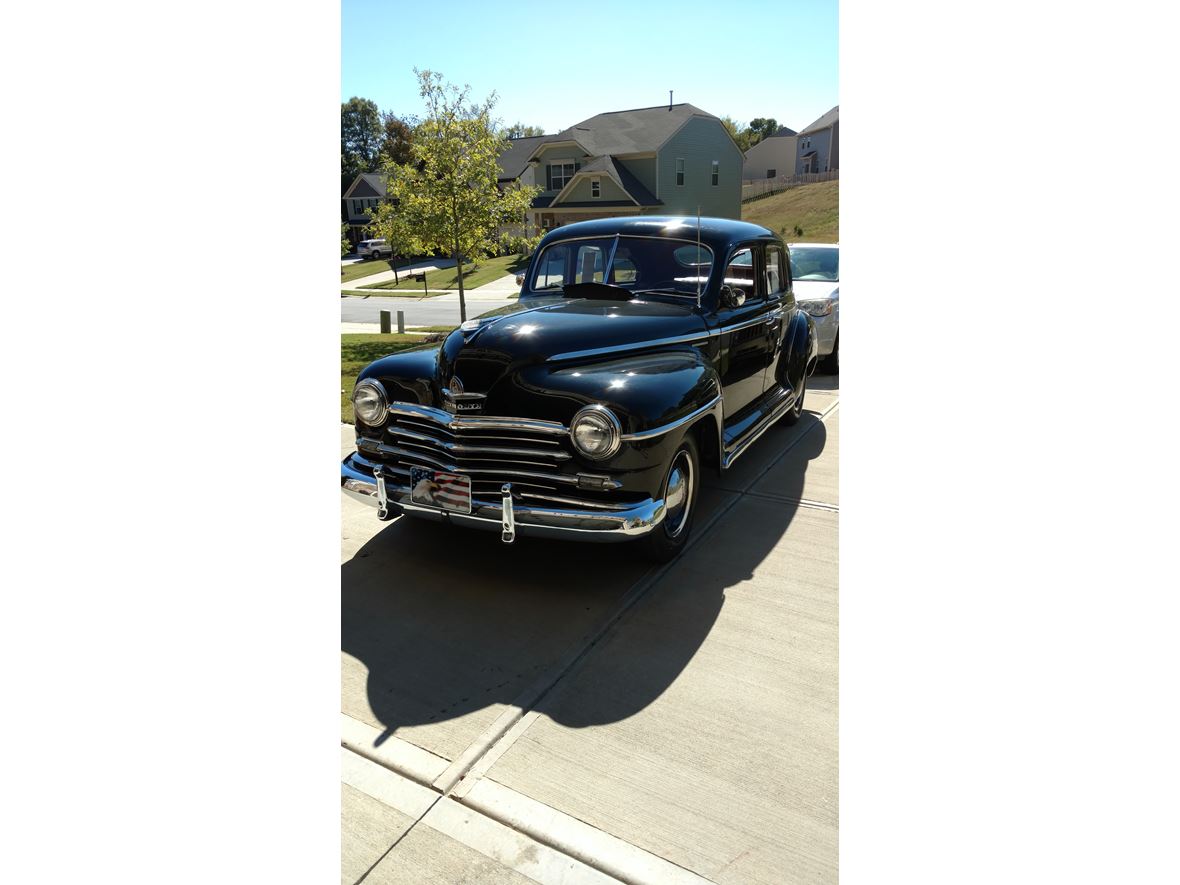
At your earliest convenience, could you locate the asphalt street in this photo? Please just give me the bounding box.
[340,293,518,327]
[341,372,841,884]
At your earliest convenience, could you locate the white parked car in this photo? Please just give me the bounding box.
[789,243,839,373]
[357,237,392,260]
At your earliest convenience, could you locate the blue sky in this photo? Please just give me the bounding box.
[342,0,837,134]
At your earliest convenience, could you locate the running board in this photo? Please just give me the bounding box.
[721,386,797,469]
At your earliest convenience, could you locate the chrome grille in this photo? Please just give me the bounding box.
[371,403,605,504]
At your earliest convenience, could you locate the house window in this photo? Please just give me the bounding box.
[591,177,601,198]
[767,169,776,179]
[675,158,685,186]
[711,161,719,186]
[549,161,576,191]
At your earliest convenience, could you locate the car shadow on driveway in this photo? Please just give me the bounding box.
[341,413,829,752]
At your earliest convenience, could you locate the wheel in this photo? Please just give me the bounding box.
[637,433,700,563]
[781,374,806,426]
[819,334,839,374]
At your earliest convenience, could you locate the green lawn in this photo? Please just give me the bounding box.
[341,258,398,284]
[359,254,529,291]
[741,179,839,243]
[341,329,456,423]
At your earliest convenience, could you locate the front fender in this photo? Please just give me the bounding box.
[356,346,440,406]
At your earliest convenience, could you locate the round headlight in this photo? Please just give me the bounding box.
[570,405,622,460]
[351,379,388,426]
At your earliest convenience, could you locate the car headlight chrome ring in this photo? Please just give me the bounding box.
[569,405,622,460]
[351,379,388,426]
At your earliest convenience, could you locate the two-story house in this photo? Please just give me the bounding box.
[742,126,799,181]
[796,106,839,174]
[523,103,743,232]
[341,172,387,247]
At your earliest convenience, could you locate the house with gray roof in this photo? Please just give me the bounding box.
[522,102,743,231]
[341,172,387,246]
[796,106,838,174]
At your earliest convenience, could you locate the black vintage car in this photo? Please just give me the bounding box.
[341,216,818,560]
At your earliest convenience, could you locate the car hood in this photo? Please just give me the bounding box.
[439,295,709,392]
[792,280,839,301]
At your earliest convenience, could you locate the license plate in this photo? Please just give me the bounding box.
[409,467,472,514]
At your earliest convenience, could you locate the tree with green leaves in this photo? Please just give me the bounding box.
[341,97,383,191]
[720,115,753,152]
[747,117,780,146]
[341,223,351,258]
[504,122,546,138]
[379,112,414,166]
[381,70,539,322]
[366,197,419,285]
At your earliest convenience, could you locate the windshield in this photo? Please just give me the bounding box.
[529,236,714,298]
[789,247,839,282]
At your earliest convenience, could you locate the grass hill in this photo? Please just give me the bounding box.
[740,179,839,243]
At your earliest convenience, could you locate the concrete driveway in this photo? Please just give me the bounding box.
[341,375,839,884]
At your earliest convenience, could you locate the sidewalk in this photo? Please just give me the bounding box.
[340,381,840,883]
[341,256,458,290]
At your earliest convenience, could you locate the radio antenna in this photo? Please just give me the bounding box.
[696,205,702,308]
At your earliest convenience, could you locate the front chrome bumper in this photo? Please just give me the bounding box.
[341,452,666,543]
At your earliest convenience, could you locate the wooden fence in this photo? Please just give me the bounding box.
[741,170,839,203]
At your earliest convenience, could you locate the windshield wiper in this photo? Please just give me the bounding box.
[632,287,696,298]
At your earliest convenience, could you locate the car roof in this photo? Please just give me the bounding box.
[787,242,838,249]
[539,215,779,252]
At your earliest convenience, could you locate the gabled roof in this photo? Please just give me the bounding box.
[550,155,662,208]
[770,125,798,137]
[342,173,386,199]
[532,103,720,160]
[799,106,839,136]
[497,134,562,181]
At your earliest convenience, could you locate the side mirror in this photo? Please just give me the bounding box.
[515,274,525,287]
[721,284,746,309]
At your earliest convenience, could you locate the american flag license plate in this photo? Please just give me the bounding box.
[409,467,472,514]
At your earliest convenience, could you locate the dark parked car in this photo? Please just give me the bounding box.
[341,216,818,560]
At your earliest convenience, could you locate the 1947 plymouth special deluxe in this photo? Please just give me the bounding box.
[341,216,818,560]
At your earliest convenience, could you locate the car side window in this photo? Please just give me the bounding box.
[765,245,787,298]
[534,244,569,290]
[722,246,762,305]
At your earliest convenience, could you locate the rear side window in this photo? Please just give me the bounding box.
[765,245,787,296]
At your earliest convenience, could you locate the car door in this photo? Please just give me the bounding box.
[717,243,775,416]
[762,242,791,392]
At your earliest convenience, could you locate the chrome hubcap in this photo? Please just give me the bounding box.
[663,451,694,539]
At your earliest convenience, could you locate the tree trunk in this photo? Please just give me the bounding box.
[454,244,466,323]
[392,255,399,285]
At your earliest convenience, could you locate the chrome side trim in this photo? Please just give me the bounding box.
[545,308,784,363]
[619,395,723,442]
[722,387,796,469]
[387,402,568,436]
[548,329,715,363]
